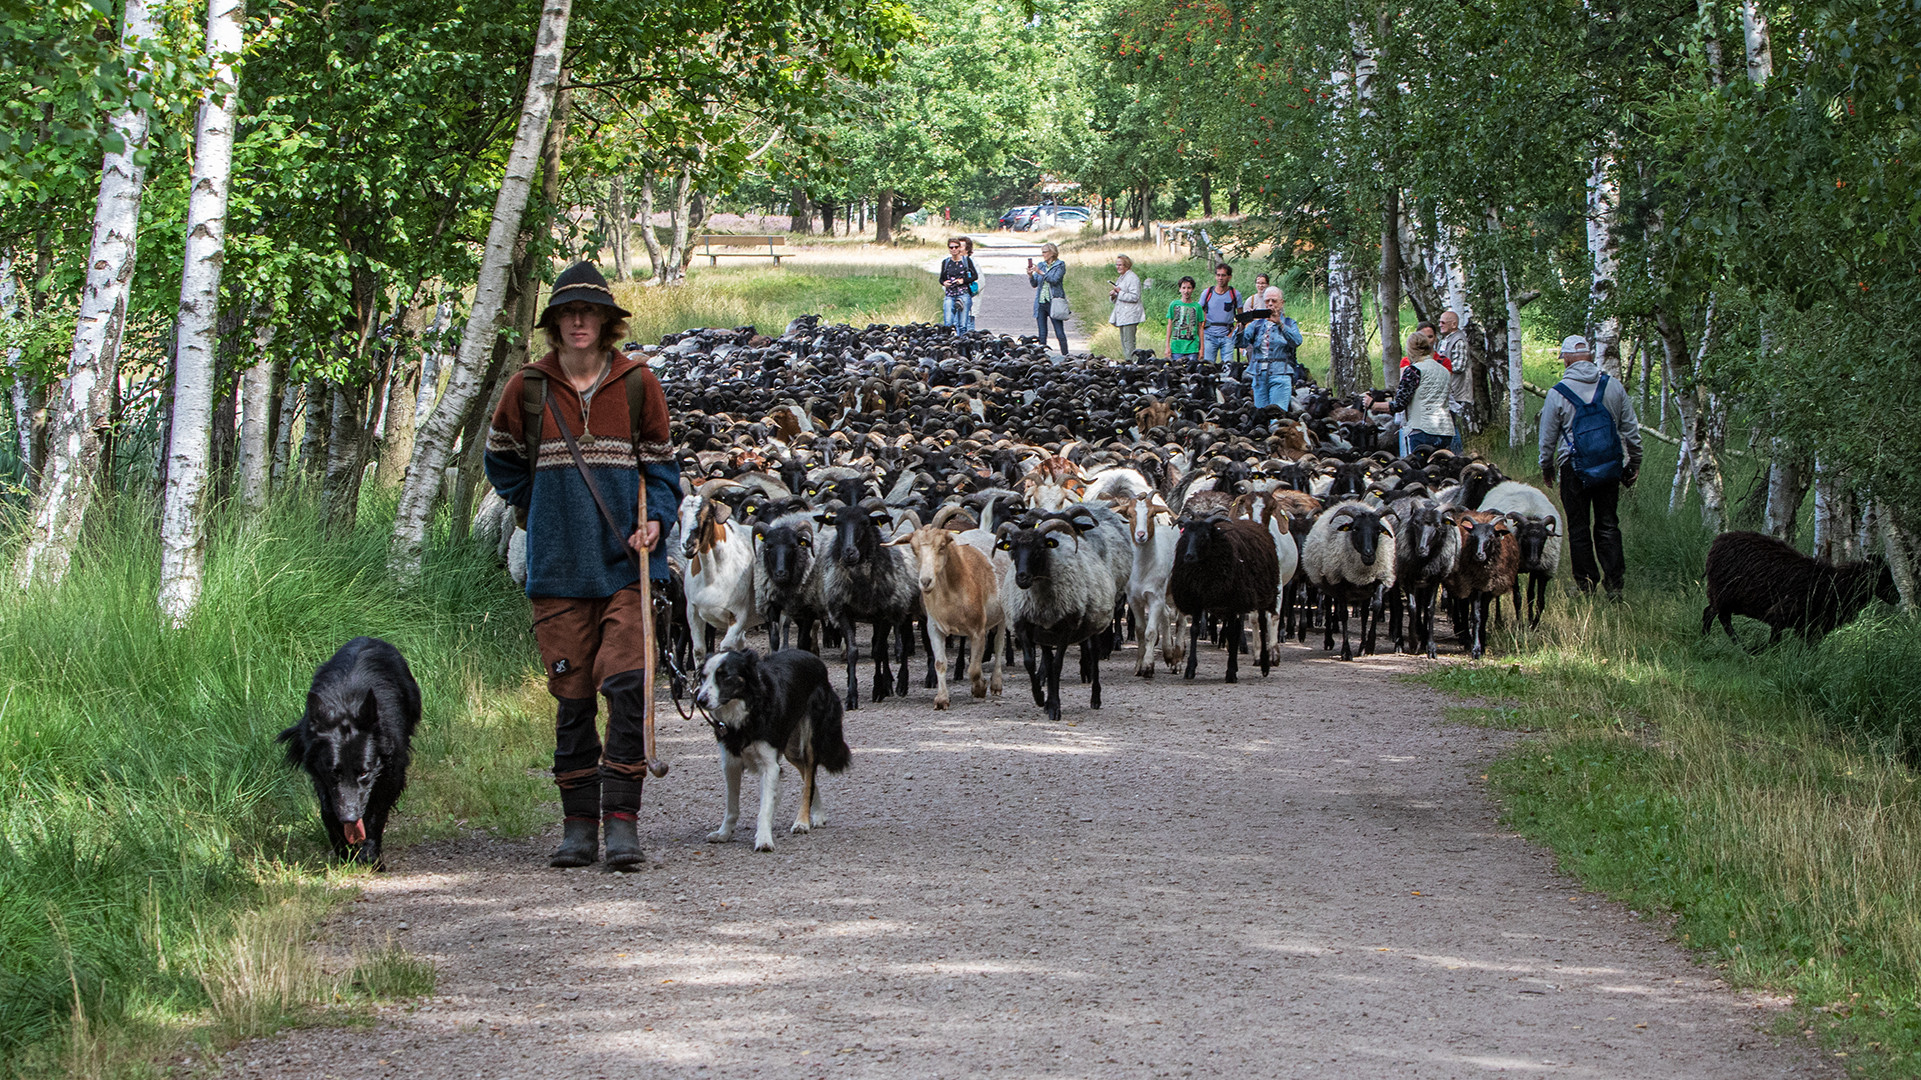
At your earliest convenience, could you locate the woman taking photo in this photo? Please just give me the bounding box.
[1108,254,1144,361]
[939,238,978,331]
[1027,243,1070,355]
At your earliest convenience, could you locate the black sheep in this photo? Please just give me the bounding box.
[1169,515,1282,682]
[1701,531,1897,645]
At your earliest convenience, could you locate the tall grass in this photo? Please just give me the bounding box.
[612,263,939,344]
[0,490,541,1073]
[1431,410,1921,1076]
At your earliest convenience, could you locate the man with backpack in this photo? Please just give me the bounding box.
[485,261,682,870]
[1199,263,1240,374]
[1538,334,1642,599]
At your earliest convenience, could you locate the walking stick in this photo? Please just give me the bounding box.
[638,560,669,778]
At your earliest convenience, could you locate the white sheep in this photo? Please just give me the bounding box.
[1301,501,1398,661]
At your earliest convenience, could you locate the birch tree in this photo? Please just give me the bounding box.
[158,0,245,625]
[13,0,156,589]
[388,0,573,582]
[1585,147,1622,376]
[237,313,276,514]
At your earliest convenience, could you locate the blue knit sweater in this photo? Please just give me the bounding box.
[484,352,681,598]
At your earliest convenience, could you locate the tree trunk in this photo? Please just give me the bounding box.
[789,188,813,234]
[156,0,242,624]
[323,381,367,533]
[638,172,665,282]
[605,176,630,281]
[1199,173,1212,218]
[388,0,572,582]
[1763,449,1807,543]
[1654,299,1727,532]
[237,312,275,514]
[1740,0,1772,83]
[375,359,417,487]
[1466,319,1492,433]
[1502,266,1525,447]
[299,375,329,480]
[1326,249,1367,395]
[269,367,295,490]
[1377,188,1402,388]
[664,165,693,282]
[678,186,712,275]
[1585,148,1623,376]
[14,0,156,589]
[1812,457,1857,562]
[2,258,34,485]
[875,187,895,244]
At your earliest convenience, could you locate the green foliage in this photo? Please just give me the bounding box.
[0,491,539,1065]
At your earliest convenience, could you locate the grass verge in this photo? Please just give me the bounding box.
[0,490,541,1076]
[611,263,939,344]
[1426,426,1921,1078]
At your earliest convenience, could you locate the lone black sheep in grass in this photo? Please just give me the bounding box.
[1702,531,1898,646]
[278,637,421,869]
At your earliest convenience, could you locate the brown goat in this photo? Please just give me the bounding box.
[907,526,1006,709]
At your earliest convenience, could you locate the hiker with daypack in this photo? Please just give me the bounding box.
[1538,334,1642,599]
[1198,263,1240,372]
[484,261,682,870]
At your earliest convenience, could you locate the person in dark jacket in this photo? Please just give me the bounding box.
[1537,334,1642,599]
[484,261,681,869]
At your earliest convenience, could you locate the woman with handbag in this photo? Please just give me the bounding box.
[939,238,978,330]
[1027,243,1070,355]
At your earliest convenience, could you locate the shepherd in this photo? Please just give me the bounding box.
[484,261,682,870]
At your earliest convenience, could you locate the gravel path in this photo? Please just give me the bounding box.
[222,637,1829,1080]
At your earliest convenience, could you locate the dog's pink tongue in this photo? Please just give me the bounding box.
[343,819,366,845]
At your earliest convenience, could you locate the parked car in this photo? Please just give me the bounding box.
[998,206,1038,230]
[1053,207,1092,225]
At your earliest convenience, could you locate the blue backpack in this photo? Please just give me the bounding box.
[1553,373,1624,487]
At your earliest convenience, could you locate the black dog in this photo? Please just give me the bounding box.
[278,637,421,868]
[694,649,850,852]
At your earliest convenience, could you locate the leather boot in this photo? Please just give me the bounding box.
[550,781,600,867]
[550,696,602,868]
[601,767,645,871]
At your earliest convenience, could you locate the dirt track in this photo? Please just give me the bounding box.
[221,635,1829,1079]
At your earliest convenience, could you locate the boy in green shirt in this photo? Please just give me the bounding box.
[1165,276,1202,367]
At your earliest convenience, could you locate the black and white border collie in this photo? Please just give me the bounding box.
[694,649,851,851]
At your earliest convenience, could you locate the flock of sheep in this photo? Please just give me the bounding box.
[480,317,1569,719]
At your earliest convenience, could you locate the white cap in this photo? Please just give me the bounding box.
[1559,335,1592,356]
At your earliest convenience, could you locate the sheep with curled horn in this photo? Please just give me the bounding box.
[818,497,924,710]
[994,517,1117,723]
[1301,501,1398,662]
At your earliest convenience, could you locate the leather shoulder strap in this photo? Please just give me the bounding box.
[518,368,547,466]
[622,365,648,455]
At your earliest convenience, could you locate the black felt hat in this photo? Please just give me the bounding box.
[537,261,631,328]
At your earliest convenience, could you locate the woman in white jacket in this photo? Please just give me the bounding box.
[1109,255,1144,361]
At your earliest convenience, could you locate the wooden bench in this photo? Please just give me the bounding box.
[698,234,788,265]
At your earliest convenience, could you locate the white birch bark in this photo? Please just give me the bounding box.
[237,313,276,514]
[157,0,244,625]
[1327,250,1368,395]
[13,0,156,588]
[665,165,693,283]
[1740,0,1772,84]
[1686,298,1728,533]
[1502,264,1524,447]
[2,258,31,472]
[1585,148,1622,376]
[388,0,573,582]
